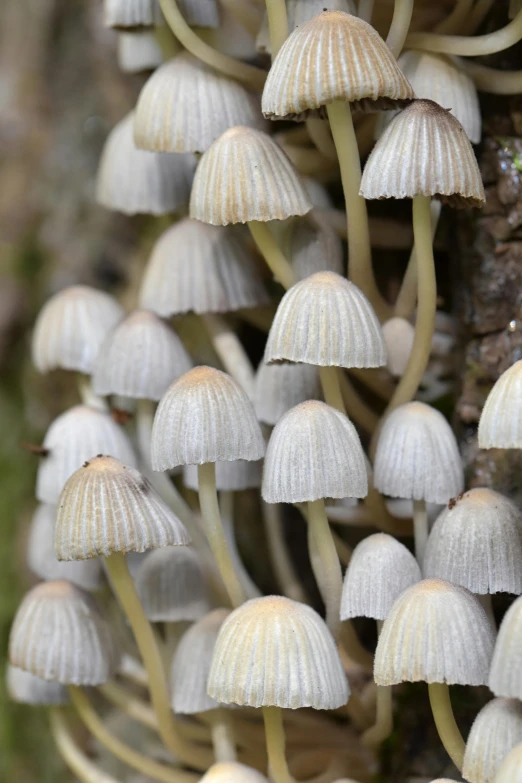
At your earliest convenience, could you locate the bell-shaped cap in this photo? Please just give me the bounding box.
[283,215,344,281]
[262,10,414,120]
[490,595,522,699]
[134,546,210,622]
[208,595,349,709]
[374,401,464,504]
[9,580,119,685]
[139,218,269,316]
[382,317,415,378]
[96,113,196,216]
[463,698,522,783]
[264,272,386,368]
[36,405,137,504]
[55,456,191,560]
[7,664,68,706]
[32,286,124,374]
[374,579,495,686]
[254,360,321,426]
[262,400,367,503]
[151,366,266,470]
[200,763,268,783]
[495,742,522,782]
[341,533,421,621]
[256,0,356,56]
[478,360,522,449]
[424,488,522,595]
[93,310,192,401]
[103,0,163,29]
[171,608,230,714]
[189,126,312,226]
[117,31,163,74]
[134,54,265,154]
[183,459,262,492]
[360,100,485,208]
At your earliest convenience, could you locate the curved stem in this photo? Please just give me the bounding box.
[208,708,237,762]
[307,498,343,636]
[306,118,338,160]
[405,8,522,56]
[262,706,295,783]
[50,708,121,783]
[413,498,428,565]
[319,366,346,414]
[220,490,261,600]
[463,0,495,34]
[248,221,296,290]
[459,58,522,94]
[349,367,395,402]
[361,621,393,746]
[386,0,414,57]
[435,0,473,34]
[338,371,379,433]
[358,0,374,22]
[262,499,307,602]
[428,683,465,771]
[265,0,288,58]
[99,681,157,731]
[201,313,255,398]
[394,200,441,319]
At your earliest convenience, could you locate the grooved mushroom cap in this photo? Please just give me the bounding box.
[200,763,268,783]
[374,579,495,686]
[9,580,120,685]
[118,31,163,74]
[32,286,124,375]
[424,488,522,595]
[139,218,269,316]
[96,113,196,216]
[103,0,163,29]
[171,608,231,714]
[93,310,192,401]
[189,126,312,225]
[55,456,191,560]
[208,595,349,709]
[495,742,522,782]
[262,10,414,120]
[478,360,522,449]
[373,401,464,504]
[183,459,262,492]
[382,317,415,377]
[151,366,266,470]
[262,400,367,503]
[36,405,137,504]
[463,698,522,783]
[7,664,69,706]
[264,272,386,368]
[254,360,321,426]
[360,99,485,208]
[489,595,522,699]
[134,54,265,154]
[284,214,344,281]
[341,533,421,621]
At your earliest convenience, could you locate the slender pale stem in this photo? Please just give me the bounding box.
[319,366,346,414]
[362,620,393,746]
[77,374,107,410]
[338,371,379,433]
[358,0,374,22]
[459,58,522,94]
[394,200,441,319]
[413,498,428,565]
[434,0,473,34]
[405,8,522,56]
[265,0,288,58]
[220,490,261,600]
[307,498,343,635]
[463,0,494,34]
[262,706,294,783]
[208,709,237,762]
[262,499,307,602]
[306,118,337,160]
[201,313,255,398]
[99,681,157,731]
[428,683,465,771]
[50,708,121,783]
[386,0,415,62]
[248,221,296,290]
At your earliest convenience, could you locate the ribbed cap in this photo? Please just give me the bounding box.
[183,459,262,492]
[93,310,192,401]
[478,360,522,449]
[55,456,191,560]
[32,286,124,374]
[374,579,495,686]
[264,272,386,368]
[118,31,163,74]
[495,742,522,782]
[373,401,464,504]
[171,608,231,714]
[262,401,367,503]
[382,317,415,378]
[151,366,266,470]
[189,126,312,225]
[103,0,163,29]
[254,360,321,426]
[262,10,414,120]
[490,595,522,699]
[360,100,485,208]
[208,595,349,708]
[36,405,137,504]
[201,763,268,783]
[341,533,421,621]
[424,488,522,595]
[28,504,103,591]
[284,214,344,281]
[134,546,210,622]
[463,698,522,783]
[96,113,196,216]
[7,665,68,706]
[9,580,119,685]
[139,218,269,316]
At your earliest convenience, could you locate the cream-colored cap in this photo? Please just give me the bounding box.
[9,580,119,685]
[262,400,367,503]
[382,317,415,378]
[341,533,421,621]
[489,595,522,700]
[183,459,262,492]
[7,664,68,706]
[189,126,312,225]
[254,360,321,426]
[256,0,356,56]
[478,360,522,449]
[495,742,522,782]
[151,366,266,470]
[264,272,386,368]
[200,763,268,783]
[463,698,522,783]
[374,579,495,686]
[373,401,464,504]
[103,0,163,29]
[117,31,162,73]
[55,455,191,560]
[208,595,349,709]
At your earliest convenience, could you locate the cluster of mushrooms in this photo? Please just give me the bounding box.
[8,1,522,782]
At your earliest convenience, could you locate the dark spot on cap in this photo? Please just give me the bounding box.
[448,497,457,510]
[83,461,90,468]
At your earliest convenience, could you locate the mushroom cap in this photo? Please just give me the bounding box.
[176,0,220,28]
[463,698,522,783]
[381,317,415,378]
[6,664,69,706]
[262,400,367,503]
[9,580,119,685]
[494,742,522,783]
[424,488,522,595]
[284,214,344,281]
[183,459,262,492]
[264,272,386,368]
[374,579,495,686]
[55,455,191,560]
[373,401,464,504]
[200,763,268,783]
[478,360,522,449]
[341,533,421,621]
[103,0,164,29]
[189,126,312,225]
[93,310,192,401]
[262,10,413,120]
[254,360,321,426]
[117,30,163,74]
[256,0,356,56]
[139,218,269,316]
[36,405,137,504]
[490,595,522,700]
[360,99,485,207]
[151,366,266,470]
[208,595,349,709]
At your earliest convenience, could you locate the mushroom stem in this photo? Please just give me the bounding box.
[319,366,346,414]
[99,681,157,731]
[306,118,337,160]
[428,683,465,771]
[358,0,374,23]
[434,0,473,34]
[458,58,522,94]
[319,365,379,434]
[262,499,307,603]
[413,498,428,564]
[219,0,260,37]
[326,100,389,322]
[248,221,296,291]
[262,706,295,783]
[201,313,255,398]
[77,374,107,411]
[462,0,494,34]
[50,708,121,783]
[198,462,246,607]
[361,621,393,746]
[208,708,237,762]
[266,0,288,58]
[394,200,441,319]
[307,498,343,635]
[221,490,261,600]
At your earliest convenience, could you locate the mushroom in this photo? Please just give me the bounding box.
[6,664,68,706]
[478,360,522,448]
[463,698,522,783]
[489,594,522,700]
